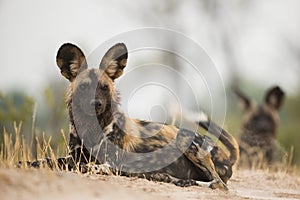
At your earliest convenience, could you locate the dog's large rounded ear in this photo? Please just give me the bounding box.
[233,88,252,112]
[56,43,88,82]
[265,86,285,110]
[99,43,128,81]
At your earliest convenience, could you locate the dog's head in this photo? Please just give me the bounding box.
[56,43,128,116]
[234,86,285,137]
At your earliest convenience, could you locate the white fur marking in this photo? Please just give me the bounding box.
[102,122,114,136]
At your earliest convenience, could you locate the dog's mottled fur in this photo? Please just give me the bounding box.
[23,43,240,190]
[234,86,285,167]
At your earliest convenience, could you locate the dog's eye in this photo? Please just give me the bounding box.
[79,83,88,90]
[102,84,109,91]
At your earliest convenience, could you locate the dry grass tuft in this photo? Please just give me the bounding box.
[0,121,69,170]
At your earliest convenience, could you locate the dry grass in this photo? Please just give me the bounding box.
[237,144,299,175]
[0,121,69,169]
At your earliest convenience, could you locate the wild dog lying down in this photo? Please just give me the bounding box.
[234,86,285,167]
[26,43,239,190]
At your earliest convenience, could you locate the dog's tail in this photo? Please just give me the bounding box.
[185,111,240,166]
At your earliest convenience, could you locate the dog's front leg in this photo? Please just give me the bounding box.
[16,156,75,170]
[143,172,199,187]
[176,129,228,190]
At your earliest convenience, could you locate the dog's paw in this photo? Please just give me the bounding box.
[148,173,173,183]
[84,163,113,175]
[15,161,31,168]
[16,158,53,169]
[208,180,228,191]
[174,179,198,187]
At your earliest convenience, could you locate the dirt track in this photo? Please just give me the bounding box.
[0,167,300,200]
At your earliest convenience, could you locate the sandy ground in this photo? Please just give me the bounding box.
[0,167,300,200]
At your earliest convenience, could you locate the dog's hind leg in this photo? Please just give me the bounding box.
[176,129,228,190]
[142,172,199,187]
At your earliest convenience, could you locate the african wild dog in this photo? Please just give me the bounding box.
[26,42,239,190]
[234,86,285,167]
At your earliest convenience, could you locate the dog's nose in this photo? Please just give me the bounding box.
[90,99,102,108]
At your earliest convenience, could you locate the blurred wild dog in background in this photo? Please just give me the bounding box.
[234,86,285,168]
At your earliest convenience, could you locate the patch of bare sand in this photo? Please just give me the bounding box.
[0,167,300,200]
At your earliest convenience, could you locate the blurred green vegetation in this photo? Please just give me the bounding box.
[277,94,300,164]
[36,81,69,141]
[0,81,69,157]
[0,91,34,132]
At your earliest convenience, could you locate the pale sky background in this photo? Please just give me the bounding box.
[1,0,300,100]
